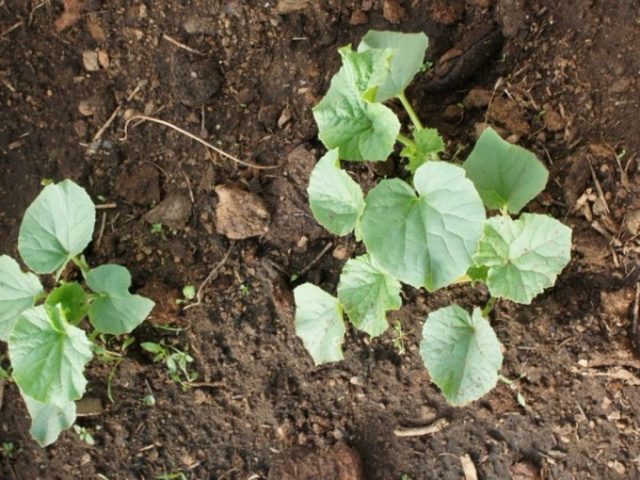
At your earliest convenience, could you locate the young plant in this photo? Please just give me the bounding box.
[294,31,572,406]
[0,180,154,446]
[141,341,198,389]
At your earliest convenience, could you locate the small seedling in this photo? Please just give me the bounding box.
[239,283,251,295]
[176,285,196,305]
[391,322,407,355]
[141,341,198,389]
[0,180,155,446]
[150,223,164,234]
[1,442,16,459]
[294,30,572,406]
[73,425,96,446]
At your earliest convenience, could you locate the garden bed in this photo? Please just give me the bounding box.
[1,0,639,478]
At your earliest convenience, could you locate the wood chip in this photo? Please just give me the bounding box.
[460,454,478,480]
[394,418,449,437]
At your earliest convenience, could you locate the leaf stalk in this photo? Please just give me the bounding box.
[397,92,424,131]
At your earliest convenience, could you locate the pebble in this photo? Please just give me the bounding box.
[143,194,192,230]
[82,50,100,71]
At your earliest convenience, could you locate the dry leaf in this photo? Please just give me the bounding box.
[55,0,87,32]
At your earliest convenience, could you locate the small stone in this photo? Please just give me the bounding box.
[215,185,270,239]
[544,106,565,132]
[97,49,109,69]
[82,50,100,71]
[86,15,107,42]
[431,0,465,25]
[276,0,309,14]
[383,0,406,24]
[143,194,192,230]
[624,210,640,236]
[183,16,217,35]
[73,120,87,138]
[463,88,492,108]
[609,77,632,94]
[350,9,368,25]
[442,104,463,122]
[235,87,255,105]
[332,245,350,260]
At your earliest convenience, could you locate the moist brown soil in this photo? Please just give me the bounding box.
[1,1,640,479]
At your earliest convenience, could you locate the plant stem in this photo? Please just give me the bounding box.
[397,92,424,131]
[396,132,416,148]
[72,255,90,274]
[481,297,497,318]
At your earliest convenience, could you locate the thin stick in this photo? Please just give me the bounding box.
[588,158,610,215]
[123,115,279,170]
[96,202,117,210]
[0,21,22,39]
[162,33,206,56]
[183,245,234,310]
[296,242,333,278]
[95,211,107,251]
[394,418,449,437]
[91,82,146,148]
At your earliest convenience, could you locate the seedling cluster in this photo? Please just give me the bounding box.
[0,180,154,445]
[294,31,572,405]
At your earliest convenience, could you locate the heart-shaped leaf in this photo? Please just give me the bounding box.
[473,213,572,304]
[357,30,429,102]
[463,128,549,214]
[308,149,365,236]
[86,264,154,335]
[45,282,88,326]
[9,305,92,404]
[0,255,43,341]
[361,162,486,290]
[18,180,96,274]
[294,283,345,365]
[420,305,503,406]
[337,255,401,337]
[338,45,393,102]
[313,48,400,161]
[23,394,76,447]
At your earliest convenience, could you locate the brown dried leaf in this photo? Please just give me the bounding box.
[55,0,87,32]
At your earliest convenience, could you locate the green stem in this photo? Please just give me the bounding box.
[481,297,497,318]
[397,92,424,131]
[396,132,416,148]
[72,255,90,275]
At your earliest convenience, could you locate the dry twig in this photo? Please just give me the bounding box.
[123,115,279,170]
[183,245,234,310]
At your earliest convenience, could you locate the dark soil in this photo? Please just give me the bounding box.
[1,0,640,479]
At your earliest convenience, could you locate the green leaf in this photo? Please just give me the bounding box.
[401,128,445,173]
[420,305,503,406]
[308,149,365,236]
[338,45,393,102]
[313,50,400,161]
[18,180,96,274]
[473,214,572,304]
[0,255,43,341]
[361,162,486,290]
[24,395,76,447]
[337,255,401,337]
[357,30,429,102]
[9,305,92,404]
[293,283,345,365]
[45,282,88,326]
[86,264,154,335]
[463,128,549,214]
